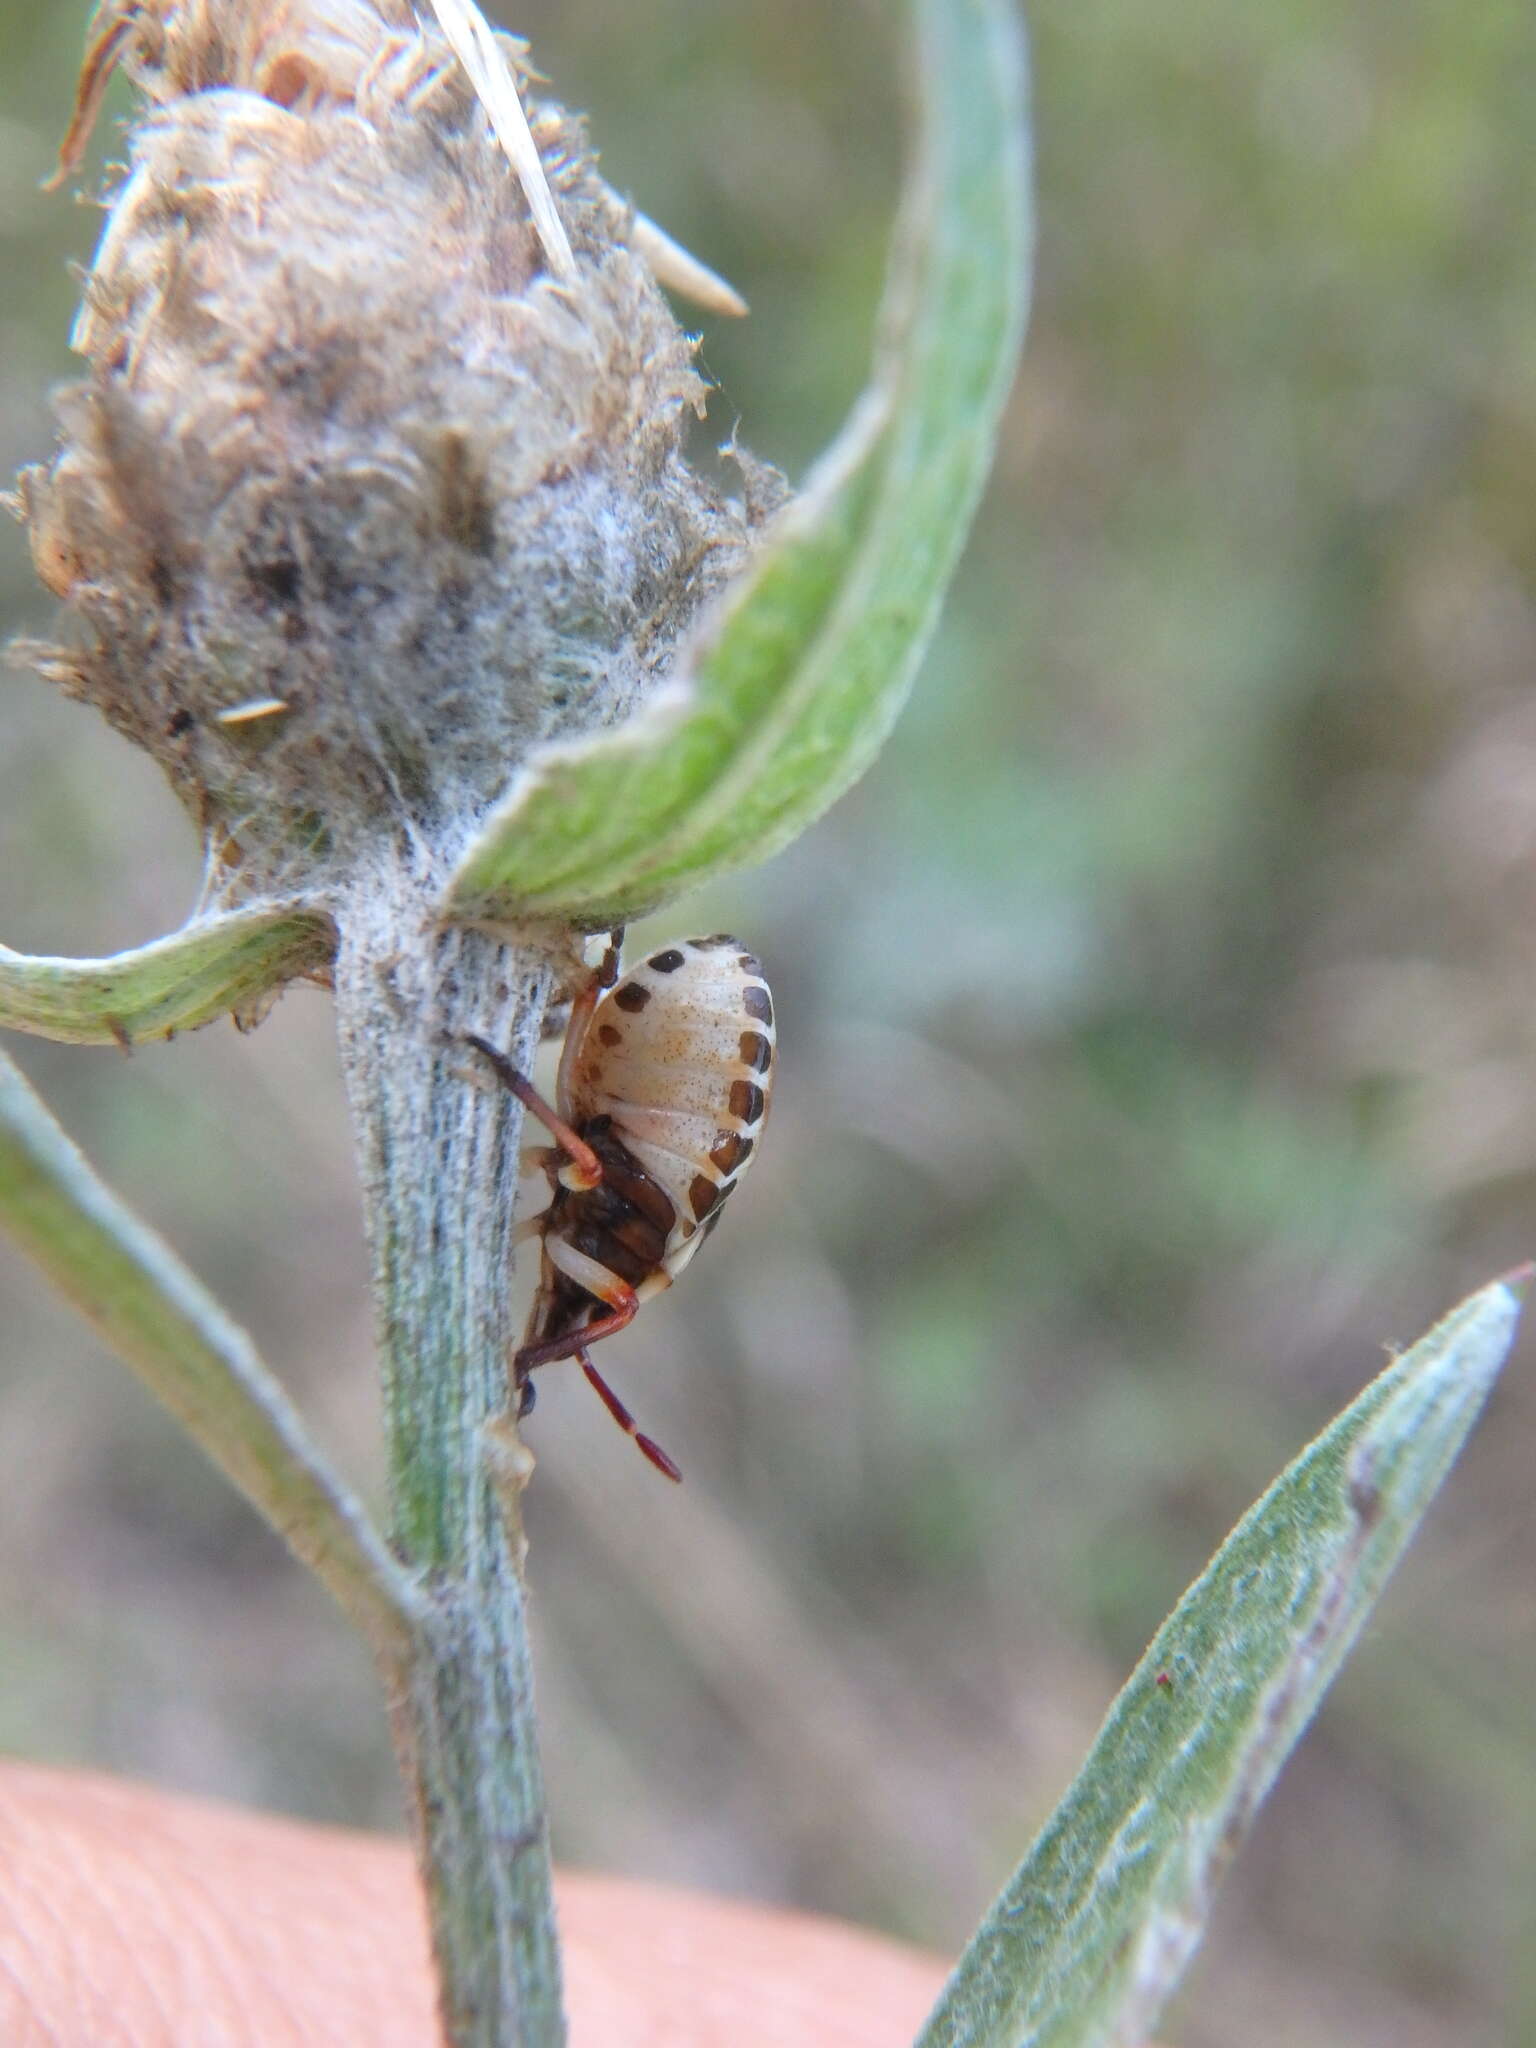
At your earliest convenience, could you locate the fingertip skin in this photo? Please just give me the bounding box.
[0,1762,437,2048]
[0,1764,947,2046]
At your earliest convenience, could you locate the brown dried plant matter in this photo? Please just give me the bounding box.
[17,0,768,909]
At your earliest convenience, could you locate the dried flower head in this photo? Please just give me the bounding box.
[17,0,767,909]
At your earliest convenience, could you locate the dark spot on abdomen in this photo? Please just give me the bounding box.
[709,1130,754,1175]
[739,1030,772,1073]
[729,1080,765,1124]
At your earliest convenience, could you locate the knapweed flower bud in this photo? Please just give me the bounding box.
[17,0,765,907]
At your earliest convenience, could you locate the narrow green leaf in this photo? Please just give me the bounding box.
[0,1044,416,1658]
[916,1272,1528,2048]
[0,906,335,1046]
[446,0,1031,929]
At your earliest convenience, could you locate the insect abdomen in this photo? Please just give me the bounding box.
[570,935,775,1279]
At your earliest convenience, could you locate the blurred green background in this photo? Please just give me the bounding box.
[4,3,1536,2042]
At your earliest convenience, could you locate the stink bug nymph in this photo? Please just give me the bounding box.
[465,932,775,1481]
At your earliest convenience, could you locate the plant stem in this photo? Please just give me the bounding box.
[332,852,563,2048]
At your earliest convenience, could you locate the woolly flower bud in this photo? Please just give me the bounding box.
[18,0,764,907]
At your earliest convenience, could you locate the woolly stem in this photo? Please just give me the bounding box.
[333,850,563,2048]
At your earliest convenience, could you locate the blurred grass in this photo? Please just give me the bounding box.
[3,2,1536,2043]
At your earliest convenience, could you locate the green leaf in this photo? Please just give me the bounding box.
[0,1043,415,1656]
[446,0,1032,929]
[915,1271,1528,2048]
[0,906,335,1046]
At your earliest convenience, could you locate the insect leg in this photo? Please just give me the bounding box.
[462,1033,603,1190]
[578,1346,682,1483]
[515,1293,637,1372]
